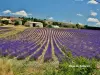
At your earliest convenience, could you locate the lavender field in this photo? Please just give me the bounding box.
[0,27,100,62]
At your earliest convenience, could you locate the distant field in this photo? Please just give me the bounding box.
[0,28,100,62]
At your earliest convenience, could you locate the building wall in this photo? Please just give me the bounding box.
[36,23,43,28]
[25,21,43,28]
[30,23,33,27]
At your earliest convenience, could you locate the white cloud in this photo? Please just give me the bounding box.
[87,18,99,23]
[12,10,28,17]
[94,22,100,27]
[78,22,84,25]
[96,22,100,25]
[87,0,98,4]
[48,17,53,20]
[91,11,97,16]
[3,10,12,14]
[2,10,32,17]
[77,14,83,17]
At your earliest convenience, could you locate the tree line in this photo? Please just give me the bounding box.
[21,17,85,29]
[1,16,100,30]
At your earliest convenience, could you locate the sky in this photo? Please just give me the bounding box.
[0,0,100,27]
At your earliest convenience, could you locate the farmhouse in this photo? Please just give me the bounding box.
[25,21,43,28]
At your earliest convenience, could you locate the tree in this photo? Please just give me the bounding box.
[14,21,19,26]
[72,25,77,28]
[1,20,9,25]
[52,22,59,25]
[48,25,52,28]
[7,16,10,19]
[22,19,27,25]
[34,18,38,22]
[42,21,48,27]
[84,25,88,29]
[76,23,80,29]
[31,17,34,21]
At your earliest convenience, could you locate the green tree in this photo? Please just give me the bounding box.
[76,23,80,29]
[31,17,34,21]
[22,19,27,25]
[40,21,47,27]
[53,22,58,25]
[34,18,38,22]
[84,25,88,29]
[14,21,19,26]
[1,20,9,25]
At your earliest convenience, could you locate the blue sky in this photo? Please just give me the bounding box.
[0,0,100,26]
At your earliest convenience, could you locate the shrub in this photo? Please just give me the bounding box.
[0,23,4,26]
[58,52,98,75]
[1,20,9,25]
[22,19,27,25]
[14,21,19,26]
[0,56,99,75]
